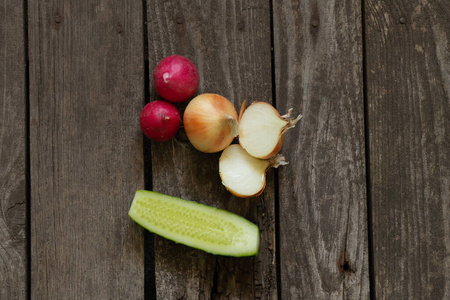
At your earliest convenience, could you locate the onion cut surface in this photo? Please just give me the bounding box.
[129,190,260,257]
[238,102,301,159]
[219,144,287,198]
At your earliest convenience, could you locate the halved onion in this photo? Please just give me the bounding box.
[184,93,239,153]
[238,102,301,159]
[219,144,287,198]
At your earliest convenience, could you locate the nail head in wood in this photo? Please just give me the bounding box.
[55,14,62,24]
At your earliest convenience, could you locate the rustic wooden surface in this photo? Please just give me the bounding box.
[365,0,450,299]
[0,0,449,299]
[273,0,369,298]
[0,0,27,299]
[28,0,145,298]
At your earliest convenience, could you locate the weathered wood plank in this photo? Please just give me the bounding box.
[365,1,450,298]
[146,0,276,298]
[0,1,27,299]
[273,0,370,298]
[28,1,145,298]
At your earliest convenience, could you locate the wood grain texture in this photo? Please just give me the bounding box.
[273,0,370,299]
[365,1,450,299]
[146,0,276,298]
[28,1,145,298]
[0,0,27,299]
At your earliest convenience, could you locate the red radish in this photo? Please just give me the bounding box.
[153,55,200,103]
[140,101,181,142]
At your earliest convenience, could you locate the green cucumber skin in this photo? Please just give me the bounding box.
[129,190,260,257]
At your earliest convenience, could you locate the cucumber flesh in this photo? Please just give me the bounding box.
[129,190,260,257]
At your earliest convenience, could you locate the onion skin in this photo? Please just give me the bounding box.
[184,93,239,153]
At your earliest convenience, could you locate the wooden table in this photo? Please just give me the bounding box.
[1,1,449,299]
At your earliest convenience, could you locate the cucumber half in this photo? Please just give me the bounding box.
[129,190,260,257]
